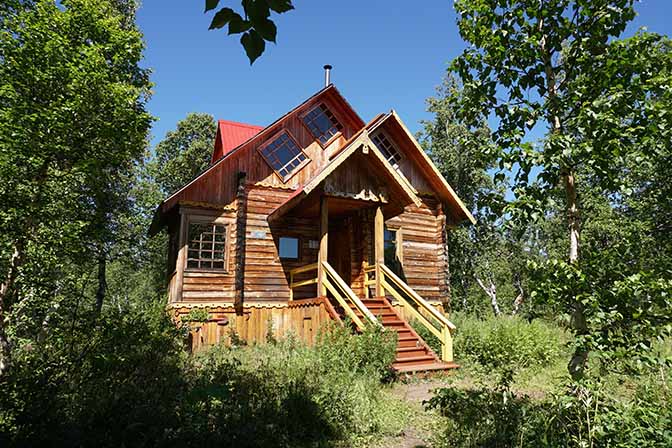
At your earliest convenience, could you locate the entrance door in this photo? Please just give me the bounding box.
[327,218,351,285]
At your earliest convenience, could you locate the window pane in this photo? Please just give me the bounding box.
[279,237,299,259]
[372,132,402,167]
[259,131,308,180]
[384,228,397,264]
[187,222,227,270]
[302,104,342,145]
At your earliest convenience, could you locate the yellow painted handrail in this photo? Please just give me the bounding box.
[379,264,456,330]
[377,263,455,362]
[322,261,382,328]
[323,278,366,328]
[289,262,318,301]
[289,262,318,276]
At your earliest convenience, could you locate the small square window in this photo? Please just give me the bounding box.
[279,237,299,260]
[302,104,343,146]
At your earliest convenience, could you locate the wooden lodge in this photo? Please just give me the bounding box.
[150,74,475,373]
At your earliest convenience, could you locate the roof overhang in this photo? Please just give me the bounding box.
[383,111,476,225]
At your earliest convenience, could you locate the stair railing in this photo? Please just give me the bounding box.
[366,263,456,362]
[288,261,381,330]
[288,262,318,301]
[322,261,381,330]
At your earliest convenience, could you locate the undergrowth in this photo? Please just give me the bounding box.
[179,322,400,447]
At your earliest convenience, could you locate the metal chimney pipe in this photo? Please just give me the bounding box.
[323,64,332,87]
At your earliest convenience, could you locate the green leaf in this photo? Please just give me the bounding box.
[241,30,265,64]
[228,16,251,34]
[204,0,220,12]
[268,0,294,13]
[208,8,237,30]
[244,0,270,22]
[254,18,277,43]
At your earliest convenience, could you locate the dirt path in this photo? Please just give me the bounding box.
[372,377,453,448]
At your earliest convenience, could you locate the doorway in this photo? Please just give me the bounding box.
[327,218,351,285]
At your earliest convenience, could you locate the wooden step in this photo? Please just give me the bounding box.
[394,361,460,374]
[397,336,422,348]
[393,354,437,365]
[395,347,431,359]
[330,295,455,374]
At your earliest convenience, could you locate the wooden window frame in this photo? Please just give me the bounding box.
[183,216,231,274]
[371,130,403,169]
[383,225,403,266]
[300,103,343,148]
[278,235,302,261]
[257,129,310,182]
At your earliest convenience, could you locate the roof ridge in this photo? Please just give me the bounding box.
[217,119,264,130]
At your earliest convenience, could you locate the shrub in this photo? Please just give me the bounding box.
[0,301,188,447]
[427,373,672,448]
[178,323,398,447]
[452,313,566,369]
[409,319,442,355]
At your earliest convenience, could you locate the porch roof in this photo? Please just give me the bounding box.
[268,129,422,222]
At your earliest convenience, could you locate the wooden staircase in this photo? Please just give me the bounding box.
[289,260,458,375]
[339,296,459,373]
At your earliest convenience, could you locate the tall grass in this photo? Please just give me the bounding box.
[411,313,567,370]
[178,323,400,447]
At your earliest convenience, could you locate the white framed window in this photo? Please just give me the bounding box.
[185,220,229,272]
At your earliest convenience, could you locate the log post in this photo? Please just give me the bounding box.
[317,196,329,296]
[374,206,384,297]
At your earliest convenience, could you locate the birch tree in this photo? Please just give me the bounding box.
[450,0,672,377]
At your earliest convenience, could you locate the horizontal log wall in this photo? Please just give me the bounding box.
[244,185,319,302]
[175,206,238,302]
[386,197,448,302]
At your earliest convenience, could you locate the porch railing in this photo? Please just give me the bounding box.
[365,263,456,362]
[289,261,381,330]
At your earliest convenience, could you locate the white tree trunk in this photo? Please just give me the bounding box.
[476,276,502,316]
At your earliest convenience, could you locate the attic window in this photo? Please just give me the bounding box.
[371,132,402,168]
[302,104,343,146]
[258,131,309,181]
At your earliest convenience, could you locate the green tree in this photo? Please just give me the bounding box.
[420,75,532,316]
[0,0,151,377]
[451,0,672,376]
[150,112,217,196]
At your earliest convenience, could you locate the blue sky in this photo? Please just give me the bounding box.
[137,1,672,148]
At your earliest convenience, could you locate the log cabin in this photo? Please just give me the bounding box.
[150,68,475,373]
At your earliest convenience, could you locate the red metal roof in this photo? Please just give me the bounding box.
[211,119,264,163]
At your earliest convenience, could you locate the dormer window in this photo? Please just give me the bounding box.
[371,131,402,168]
[302,104,342,146]
[258,130,309,181]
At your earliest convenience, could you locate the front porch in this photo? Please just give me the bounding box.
[276,194,456,371]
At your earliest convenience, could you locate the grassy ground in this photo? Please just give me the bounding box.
[360,316,670,448]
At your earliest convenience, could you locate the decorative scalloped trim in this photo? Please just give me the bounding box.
[168,301,292,310]
[252,182,297,190]
[178,200,237,212]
